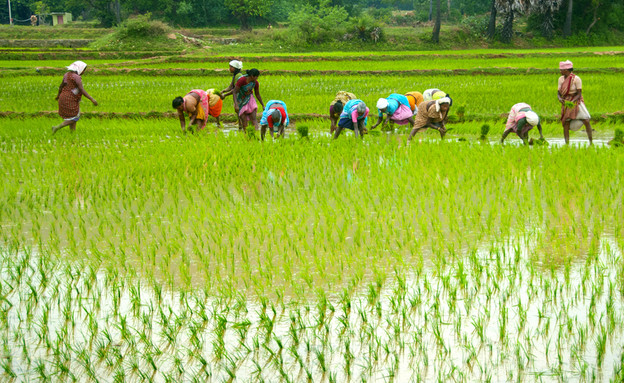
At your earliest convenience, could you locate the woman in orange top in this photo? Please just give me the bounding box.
[405,91,424,114]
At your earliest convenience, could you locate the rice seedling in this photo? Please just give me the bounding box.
[1,72,622,122]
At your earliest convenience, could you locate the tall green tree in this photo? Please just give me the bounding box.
[288,1,348,44]
[583,0,600,34]
[225,0,274,30]
[86,0,121,26]
[557,0,623,37]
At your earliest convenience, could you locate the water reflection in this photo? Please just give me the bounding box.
[1,235,622,381]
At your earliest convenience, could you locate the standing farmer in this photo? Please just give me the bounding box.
[220,60,244,129]
[233,69,265,133]
[52,61,98,134]
[557,60,593,145]
[220,60,244,99]
[500,103,544,144]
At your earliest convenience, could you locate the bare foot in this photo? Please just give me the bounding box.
[51,126,58,135]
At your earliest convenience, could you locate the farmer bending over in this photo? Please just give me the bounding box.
[500,103,544,145]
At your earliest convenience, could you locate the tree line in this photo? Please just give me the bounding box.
[3,0,623,43]
[485,0,622,42]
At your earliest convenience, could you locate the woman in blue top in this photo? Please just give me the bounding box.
[371,94,415,130]
[335,99,369,139]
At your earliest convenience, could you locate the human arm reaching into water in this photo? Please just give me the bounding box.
[371,114,384,130]
[178,109,186,131]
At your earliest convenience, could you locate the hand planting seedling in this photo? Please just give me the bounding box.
[528,137,549,145]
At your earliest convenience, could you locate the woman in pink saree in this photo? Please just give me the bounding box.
[233,69,265,133]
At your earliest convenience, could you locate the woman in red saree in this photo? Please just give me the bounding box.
[557,60,592,145]
[52,61,98,134]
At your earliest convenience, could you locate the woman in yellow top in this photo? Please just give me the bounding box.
[172,89,210,132]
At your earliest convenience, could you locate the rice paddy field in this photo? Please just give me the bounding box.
[1,47,624,382]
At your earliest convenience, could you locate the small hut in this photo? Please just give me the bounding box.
[49,12,73,26]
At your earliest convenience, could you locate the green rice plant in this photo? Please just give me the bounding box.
[478,124,490,141]
[297,124,309,138]
[7,49,624,71]
[610,128,624,147]
[1,109,624,381]
[2,72,622,122]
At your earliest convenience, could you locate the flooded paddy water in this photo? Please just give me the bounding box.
[2,236,623,381]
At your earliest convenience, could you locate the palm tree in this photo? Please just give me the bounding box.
[528,0,563,39]
[495,0,528,43]
[487,0,497,39]
[563,0,573,37]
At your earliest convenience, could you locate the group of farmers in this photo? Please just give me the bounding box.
[328,89,453,142]
[52,59,593,145]
[172,61,286,141]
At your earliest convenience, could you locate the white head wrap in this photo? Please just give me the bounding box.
[435,97,451,112]
[376,98,388,110]
[525,111,539,126]
[229,60,243,70]
[67,61,87,75]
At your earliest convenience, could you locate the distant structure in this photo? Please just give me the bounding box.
[49,12,73,26]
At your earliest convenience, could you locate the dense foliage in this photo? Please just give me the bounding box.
[2,0,623,43]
